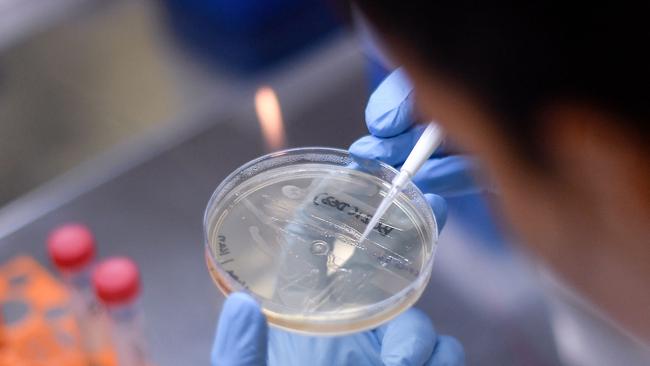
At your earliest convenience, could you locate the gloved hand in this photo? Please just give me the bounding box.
[349,68,481,223]
[212,292,464,366]
[212,67,470,366]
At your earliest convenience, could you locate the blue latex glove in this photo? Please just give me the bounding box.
[349,68,481,216]
[212,293,464,366]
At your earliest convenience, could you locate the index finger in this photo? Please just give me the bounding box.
[365,67,416,138]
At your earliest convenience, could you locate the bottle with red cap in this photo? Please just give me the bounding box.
[47,223,109,362]
[93,257,148,366]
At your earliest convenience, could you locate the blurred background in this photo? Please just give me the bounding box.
[0,0,645,365]
[0,0,318,206]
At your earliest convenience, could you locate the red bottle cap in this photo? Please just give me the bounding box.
[47,223,96,271]
[92,257,140,305]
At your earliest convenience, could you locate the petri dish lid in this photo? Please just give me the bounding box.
[204,147,437,335]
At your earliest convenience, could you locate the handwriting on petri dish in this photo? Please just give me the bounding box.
[312,193,395,236]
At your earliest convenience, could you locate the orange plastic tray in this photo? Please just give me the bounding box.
[0,256,115,366]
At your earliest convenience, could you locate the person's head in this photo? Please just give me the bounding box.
[354,1,650,341]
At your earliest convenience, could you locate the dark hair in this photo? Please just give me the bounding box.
[354,1,649,160]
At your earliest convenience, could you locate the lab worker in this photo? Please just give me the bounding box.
[211,2,650,365]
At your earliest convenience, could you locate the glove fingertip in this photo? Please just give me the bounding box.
[365,68,415,137]
[428,335,465,366]
[377,308,437,366]
[365,112,397,138]
[366,98,413,138]
[348,136,376,159]
[424,194,448,232]
[222,292,263,319]
[349,135,401,166]
[212,293,268,366]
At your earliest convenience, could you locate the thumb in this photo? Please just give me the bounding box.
[211,293,268,366]
[374,308,438,366]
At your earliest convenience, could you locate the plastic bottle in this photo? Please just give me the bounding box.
[47,223,109,363]
[93,257,148,366]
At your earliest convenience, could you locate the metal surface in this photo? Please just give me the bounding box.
[0,37,560,366]
[0,0,92,51]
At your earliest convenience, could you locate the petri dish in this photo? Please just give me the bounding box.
[204,147,437,335]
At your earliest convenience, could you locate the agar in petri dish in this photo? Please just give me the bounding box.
[204,148,437,335]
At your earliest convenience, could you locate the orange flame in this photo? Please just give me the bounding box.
[255,86,286,151]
